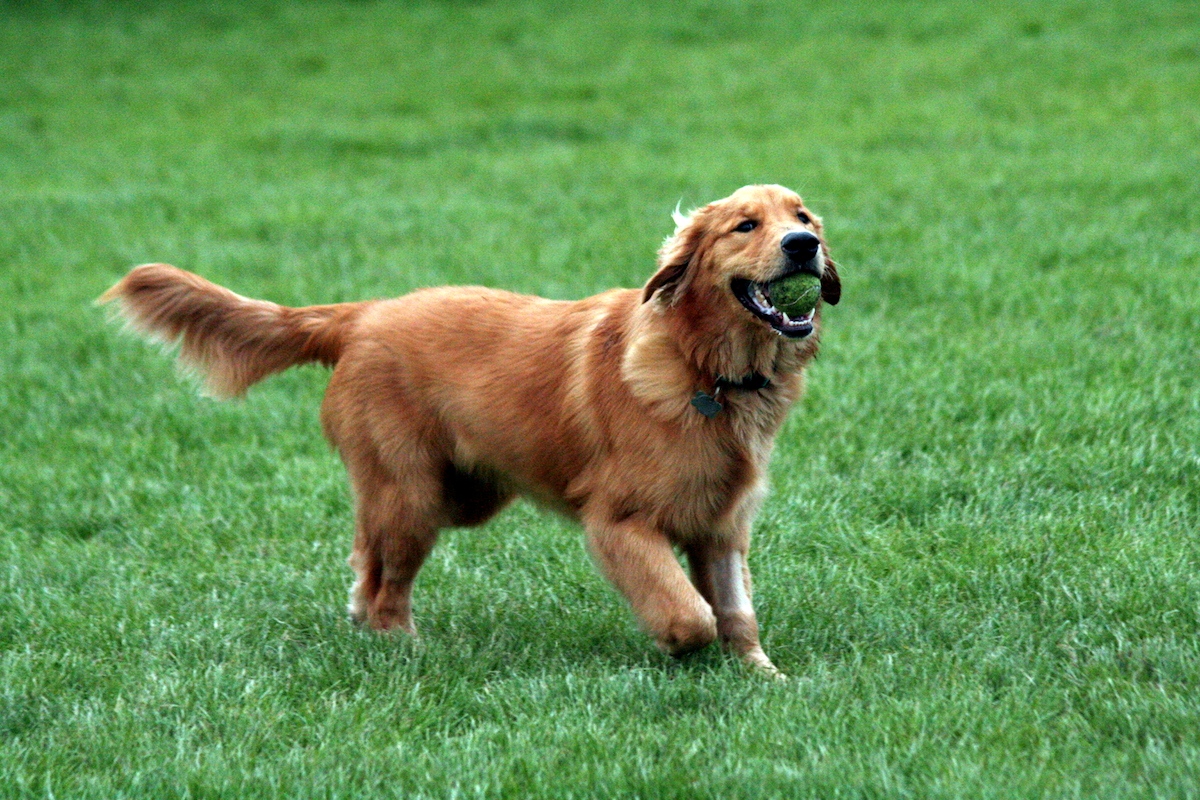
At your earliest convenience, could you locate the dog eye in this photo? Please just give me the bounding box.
[796,211,812,225]
[734,220,757,233]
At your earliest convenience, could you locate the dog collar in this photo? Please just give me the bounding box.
[690,372,771,418]
[718,372,771,392]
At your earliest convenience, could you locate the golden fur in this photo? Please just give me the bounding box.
[101,184,840,675]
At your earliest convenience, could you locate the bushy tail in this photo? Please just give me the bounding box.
[99,264,366,397]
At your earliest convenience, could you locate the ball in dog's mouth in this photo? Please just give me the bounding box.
[731,277,816,338]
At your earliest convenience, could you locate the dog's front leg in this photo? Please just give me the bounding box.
[686,541,781,677]
[584,516,718,657]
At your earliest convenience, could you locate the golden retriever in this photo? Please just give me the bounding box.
[101,184,840,675]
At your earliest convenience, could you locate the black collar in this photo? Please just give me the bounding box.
[716,372,771,392]
[691,372,771,418]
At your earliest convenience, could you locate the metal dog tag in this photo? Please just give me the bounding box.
[691,391,723,418]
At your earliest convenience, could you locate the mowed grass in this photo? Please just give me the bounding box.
[2,0,1200,796]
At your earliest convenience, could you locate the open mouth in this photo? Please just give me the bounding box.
[731,278,815,338]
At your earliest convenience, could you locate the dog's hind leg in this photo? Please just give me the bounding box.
[346,464,441,635]
[584,514,717,657]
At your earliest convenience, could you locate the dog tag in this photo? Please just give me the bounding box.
[691,391,723,418]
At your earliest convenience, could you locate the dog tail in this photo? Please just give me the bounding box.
[99,263,367,398]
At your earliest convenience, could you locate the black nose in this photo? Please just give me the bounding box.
[781,231,820,263]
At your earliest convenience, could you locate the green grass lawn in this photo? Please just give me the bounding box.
[3,0,1200,796]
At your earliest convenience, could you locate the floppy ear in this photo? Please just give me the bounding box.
[642,208,705,304]
[817,230,841,306]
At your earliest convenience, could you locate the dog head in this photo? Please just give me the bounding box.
[642,184,840,340]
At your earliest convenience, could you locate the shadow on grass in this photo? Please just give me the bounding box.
[276,599,758,689]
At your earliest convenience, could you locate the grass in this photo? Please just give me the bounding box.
[2,0,1200,796]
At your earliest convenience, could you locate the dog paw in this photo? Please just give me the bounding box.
[742,647,785,680]
[365,606,417,636]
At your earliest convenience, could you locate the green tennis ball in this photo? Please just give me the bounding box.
[768,272,821,316]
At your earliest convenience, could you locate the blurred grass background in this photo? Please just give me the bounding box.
[2,0,1199,796]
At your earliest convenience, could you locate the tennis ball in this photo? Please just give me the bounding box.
[768,272,821,316]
